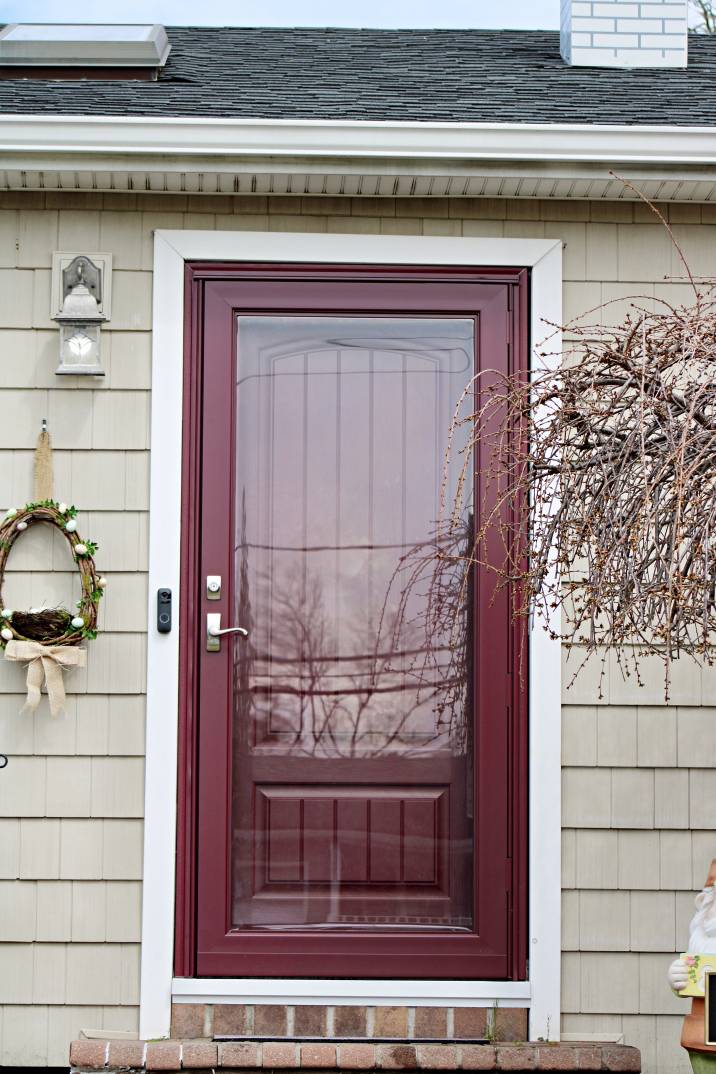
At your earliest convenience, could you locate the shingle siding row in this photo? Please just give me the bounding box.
[0,192,710,1074]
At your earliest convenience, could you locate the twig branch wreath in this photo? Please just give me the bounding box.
[0,501,106,715]
[378,179,716,703]
[0,501,105,645]
[434,180,716,697]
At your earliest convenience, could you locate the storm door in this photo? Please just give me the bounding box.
[181,264,528,979]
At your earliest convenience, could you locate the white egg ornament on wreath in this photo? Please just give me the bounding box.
[73,544,87,556]
[1,628,13,642]
[15,522,27,532]
[2,609,12,620]
[71,616,84,630]
[64,519,77,533]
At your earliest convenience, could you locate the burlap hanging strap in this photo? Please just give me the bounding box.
[4,640,86,717]
[34,425,53,501]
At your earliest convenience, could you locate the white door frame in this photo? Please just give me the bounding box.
[141,230,562,1042]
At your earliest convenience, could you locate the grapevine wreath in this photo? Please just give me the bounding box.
[0,500,106,647]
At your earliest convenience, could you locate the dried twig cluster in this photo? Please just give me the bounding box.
[443,273,716,693]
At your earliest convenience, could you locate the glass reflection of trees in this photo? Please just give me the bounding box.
[234,524,472,759]
[233,318,474,760]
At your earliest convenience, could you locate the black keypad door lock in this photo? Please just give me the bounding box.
[157,588,172,634]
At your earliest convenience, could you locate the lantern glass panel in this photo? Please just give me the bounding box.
[57,323,104,375]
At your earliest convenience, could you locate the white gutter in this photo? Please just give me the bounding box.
[1,113,716,166]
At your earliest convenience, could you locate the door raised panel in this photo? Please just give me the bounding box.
[256,786,447,888]
[246,786,452,929]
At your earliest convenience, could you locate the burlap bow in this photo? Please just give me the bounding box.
[4,640,86,717]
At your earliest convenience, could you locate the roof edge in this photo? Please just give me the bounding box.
[2,114,716,201]
[1,113,716,166]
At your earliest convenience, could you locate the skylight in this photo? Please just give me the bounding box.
[0,24,171,68]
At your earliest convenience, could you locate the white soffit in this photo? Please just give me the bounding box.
[2,115,716,201]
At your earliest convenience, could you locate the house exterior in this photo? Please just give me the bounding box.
[0,4,714,1072]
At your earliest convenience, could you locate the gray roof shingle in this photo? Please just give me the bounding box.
[1,26,715,126]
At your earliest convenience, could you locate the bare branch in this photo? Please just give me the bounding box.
[690,0,716,33]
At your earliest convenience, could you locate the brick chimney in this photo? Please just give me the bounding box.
[560,0,688,67]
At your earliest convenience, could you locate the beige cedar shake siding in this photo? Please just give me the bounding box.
[0,190,709,1073]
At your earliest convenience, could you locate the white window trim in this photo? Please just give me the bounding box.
[142,230,562,1043]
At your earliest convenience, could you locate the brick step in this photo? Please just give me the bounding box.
[170,1002,529,1041]
[70,1038,641,1072]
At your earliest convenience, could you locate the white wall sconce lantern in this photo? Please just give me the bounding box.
[52,255,108,376]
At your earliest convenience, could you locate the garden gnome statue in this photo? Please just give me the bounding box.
[669,859,716,1072]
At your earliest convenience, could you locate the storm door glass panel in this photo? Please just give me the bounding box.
[232,316,474,932]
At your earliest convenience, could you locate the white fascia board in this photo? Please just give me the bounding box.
[2,113,716,167]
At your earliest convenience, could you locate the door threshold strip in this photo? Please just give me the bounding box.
[213,1036,491,1045]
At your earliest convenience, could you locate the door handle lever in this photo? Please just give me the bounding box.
[206,612,249,652]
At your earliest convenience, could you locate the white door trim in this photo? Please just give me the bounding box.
[142,230,562,1043]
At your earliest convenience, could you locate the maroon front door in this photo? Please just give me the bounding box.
[178,264,528,980]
